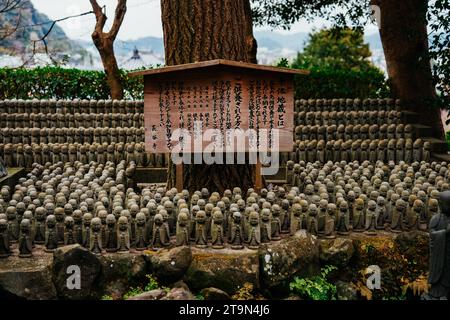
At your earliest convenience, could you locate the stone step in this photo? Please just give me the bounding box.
[401,110,420,123]
[411,123,433,138]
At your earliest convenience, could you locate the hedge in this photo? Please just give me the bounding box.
[0,67,144,100]
[293,66,390,99]
[0,65,389,101]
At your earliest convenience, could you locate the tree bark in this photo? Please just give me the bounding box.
[372,0,444,139]
[161,0,259,193]
[90,0,126,100]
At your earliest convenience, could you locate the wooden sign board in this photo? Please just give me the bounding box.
[130,60,308,154]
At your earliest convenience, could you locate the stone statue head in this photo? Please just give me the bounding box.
[438,190,450,216]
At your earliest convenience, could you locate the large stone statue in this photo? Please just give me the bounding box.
[424,191,450,300]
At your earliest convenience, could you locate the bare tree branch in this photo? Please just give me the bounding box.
[108,0,127,40]
[0,0,23,14]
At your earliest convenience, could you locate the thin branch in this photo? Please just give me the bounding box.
[108,0,127,40]
[90,0,107,34]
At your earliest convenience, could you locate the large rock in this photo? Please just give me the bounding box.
[0,249,57,300]
[161,281,195,300]
[200,287,230,300]
[145,246,192,285]
[52,244,102,300]
[99,252,148,298]
[319,238,354,268]
[259,230,320,294]
[184,247,259,295]
[127,289,167,300]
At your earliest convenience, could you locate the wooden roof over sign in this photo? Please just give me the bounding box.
[128,59,310,77]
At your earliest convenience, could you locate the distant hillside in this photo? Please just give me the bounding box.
[0,0,86,57]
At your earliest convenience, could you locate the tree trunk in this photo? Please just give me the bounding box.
[90,0,126,100]
[161,0,259,193]
[94,39,124,100]
[373,0,444,139]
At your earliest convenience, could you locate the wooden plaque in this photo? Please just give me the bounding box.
[133,60,307,154]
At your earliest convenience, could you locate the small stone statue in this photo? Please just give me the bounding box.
[34,207,46,244]
[211,210,225,249]
[247,211,261,249]
[352,198,366,232]
[408,199,423,231]
[6,207,18,243]
[390,199,406,233]
[18,219,33,258]
[423,191,450,300]
[117,216,131,252]
[336,201,350,235]
[64,216,76,245]
[55,208,65,244]
[306,204,318,236]
[175,211,189,247]
[271,206,282,240]
[230,212,244,249]
[365,200,378,235]
[290,204,302,235]
[323,203,337,239]
[135,212,148,250]
[194,210,208,248]
[260,208,272,243]
[105,214,118,252]
[89,217,103,254]
[82,212,93,248]
[45,215,58,252]
[151,213,169,250]
[0,219,11,258]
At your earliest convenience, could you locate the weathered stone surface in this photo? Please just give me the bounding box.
[184,247,259,295]
[0,249,57,300]
[99,252,148,298]
[335,281,358,300]
[319,238,354,268]
[161,286,195,300]
[394,231,429,270]
[259,230,320,293]
[145,246,192,285]
[200,287,230,300]
[52,244,101,300]
[127,289,167,300]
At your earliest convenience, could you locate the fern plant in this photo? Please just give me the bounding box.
[289,265,338,300]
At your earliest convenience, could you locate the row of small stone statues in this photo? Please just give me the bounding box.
[1,159,447,257]
[293,124,414,142]
[288,139,431,164]
[0,99,144,114]
[0,127,144,145]
[295,98,402,112]
[295,110,404,127]
[0,143,167,169]
[0,113,144,129]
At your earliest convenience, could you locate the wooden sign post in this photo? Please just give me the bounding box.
[130,59,308,191]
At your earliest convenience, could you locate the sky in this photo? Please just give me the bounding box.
[30,0,380,41]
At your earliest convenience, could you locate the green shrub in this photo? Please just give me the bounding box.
[291,66,389,99]
[289,265,338,300]
[0,67,144,100]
